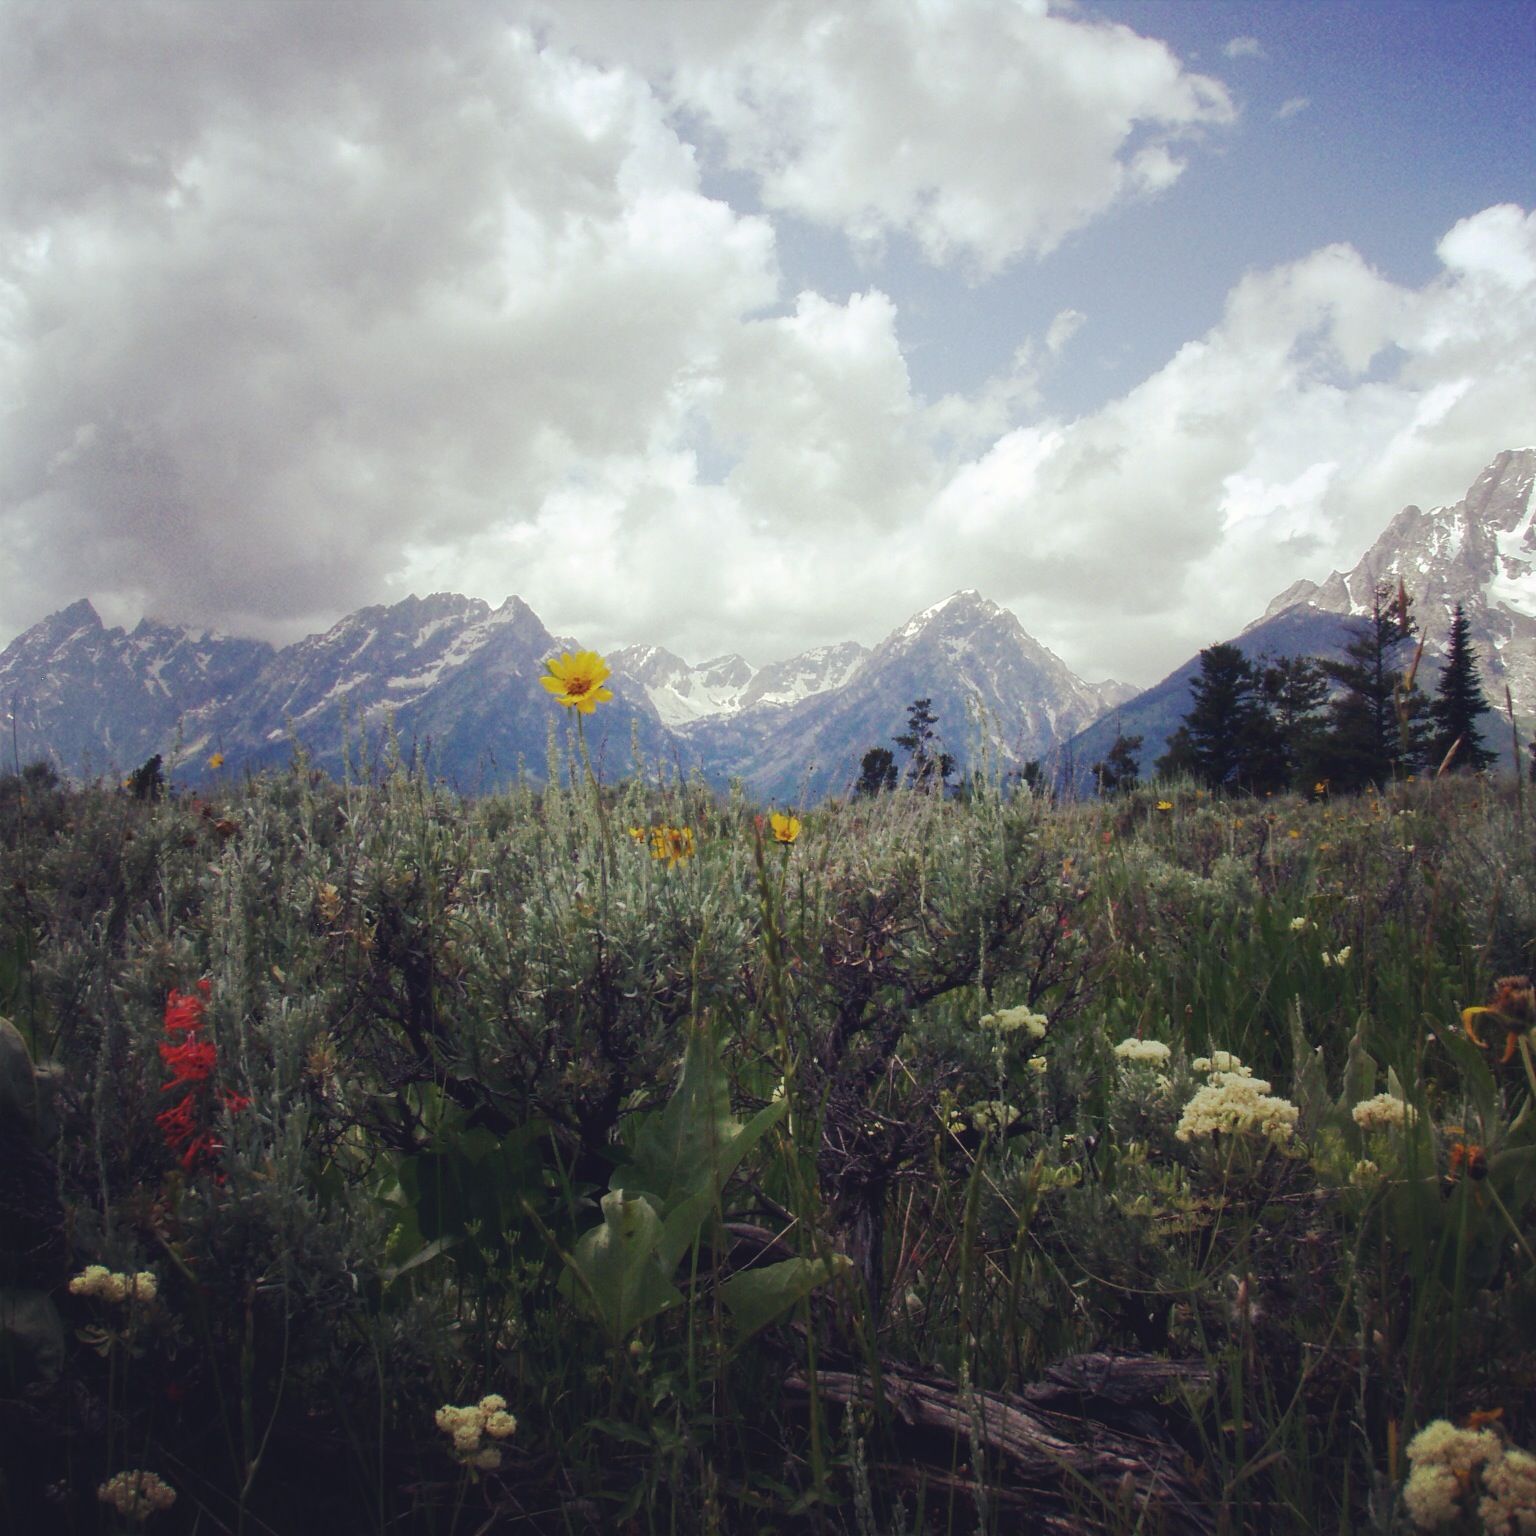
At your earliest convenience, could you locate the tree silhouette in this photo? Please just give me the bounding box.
[893,698,954,792]
[1177,644,1275,791]
[1092,732,1142,795]
[855,746,898,797]
[1316,582,1426,790]
[1424,603,1496,773]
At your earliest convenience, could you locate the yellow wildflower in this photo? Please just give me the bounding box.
[1156,800,1173,812]
[649,825,695,867]
[770,811,801,844]
[539,650,614,714]
[207,752,224,770]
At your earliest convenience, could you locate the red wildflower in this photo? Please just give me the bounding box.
[159,1036,217,1084]
[164,982,211,1033]
[155,983,248,1174]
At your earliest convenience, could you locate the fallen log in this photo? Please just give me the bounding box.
[785,1351,1214,1534]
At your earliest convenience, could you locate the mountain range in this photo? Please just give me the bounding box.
[1062,446,1535,781]
[2,449,1531,799]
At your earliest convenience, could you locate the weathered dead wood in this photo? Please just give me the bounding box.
[785,1352,1214,1534]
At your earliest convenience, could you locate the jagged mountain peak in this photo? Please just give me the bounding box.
[1259,447,1535,716]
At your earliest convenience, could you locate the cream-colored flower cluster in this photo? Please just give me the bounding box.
[1320,946,1352,968]
[963,1100,1020,1134]
[435,1394,517,1471]
[1352,1093,1418,1133]
[979,1006,1048,1040]
[1350,1159,1381,1188]
[1192,1051,1250,1076]
[1402,1418,1536,1533]
[1114,1037,1171,1065]
[1175,1071,1298,1147]
[98,1470,176,1522]
[69,1266,157,1305]
[1289,916,1312,933]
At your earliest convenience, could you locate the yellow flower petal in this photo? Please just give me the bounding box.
[541,650,613,711]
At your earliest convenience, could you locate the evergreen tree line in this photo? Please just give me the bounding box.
[1093,584,1509,797]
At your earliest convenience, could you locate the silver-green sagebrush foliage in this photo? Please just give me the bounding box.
[0,752,1533,1534]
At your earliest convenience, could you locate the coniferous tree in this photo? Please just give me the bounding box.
[1424,604,1497,773]
[855,746,898,796]
[1154,725,1198,782]
[1261,654,1331,789]
[1316,582,1426,790]
[1176,644,1273,791]
[1092,732,1142,795]
[893,698,955,792]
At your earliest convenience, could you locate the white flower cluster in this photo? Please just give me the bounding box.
[1114,1037,1171,1065]
[1403,1419,1536,1533]
[979,1006,1049,1040]
[1175,1072,1298,1147]
[1289,917,1312,933]
[1320,946,1353,968]
[1192,1051,1250,1076]
[435,1394,517,1471]
[1352,1093,1418,1133]
[98,1470,176,1522]
[69,1266,157,1305]
[1350,1159,1381,1188]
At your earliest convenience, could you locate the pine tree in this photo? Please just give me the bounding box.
[1424,604,1497,773]
[1261,655,1331,788]
[1317,582,1426,790]
[1176,644,1273,791]
[893,698,955,792]
[1092,732,1142,795]
[855,746,898,796]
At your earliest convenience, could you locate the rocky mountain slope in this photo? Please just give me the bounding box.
[1062,448,1535,784]
[6,449,1527,797]
[1263,447,1535,714]
[703,592,1131,801]
[0,600,273,775]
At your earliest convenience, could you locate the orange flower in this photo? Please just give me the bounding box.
[1462,974,1533,1065]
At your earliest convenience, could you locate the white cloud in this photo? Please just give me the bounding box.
[0,5,780,641]
[1224,36,1264,59]
[1,5,1531,703]
[1275,96,1311,121]
[647,0,1235,273]
[1045,309,1087,356]
[914,205,1536,681]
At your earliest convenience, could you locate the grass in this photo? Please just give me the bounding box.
[0,752,1533,1534]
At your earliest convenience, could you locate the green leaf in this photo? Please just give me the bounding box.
[610,1029,787,1219]
[559,1189,680,1340]
[1337,1015,1378,1116]
[0,1288,65,1387]
[1288,1002,1329,1133]
[717,1255,848,1342]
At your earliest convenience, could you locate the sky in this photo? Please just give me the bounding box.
[1,0,1533,689]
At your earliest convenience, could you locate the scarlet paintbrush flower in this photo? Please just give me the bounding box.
[156,983,248,1173]
[163,982,211,1033]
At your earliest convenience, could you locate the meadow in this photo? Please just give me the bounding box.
[2,738,1534,1534]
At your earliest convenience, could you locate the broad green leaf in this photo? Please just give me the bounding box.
[0,1287,65,1386]
[1337,1016,1378,1116]
[718,1255,849,1342]
[560,1189,679,1340]
[1288,1003,1329,1133]
[610,1030,786,1216]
